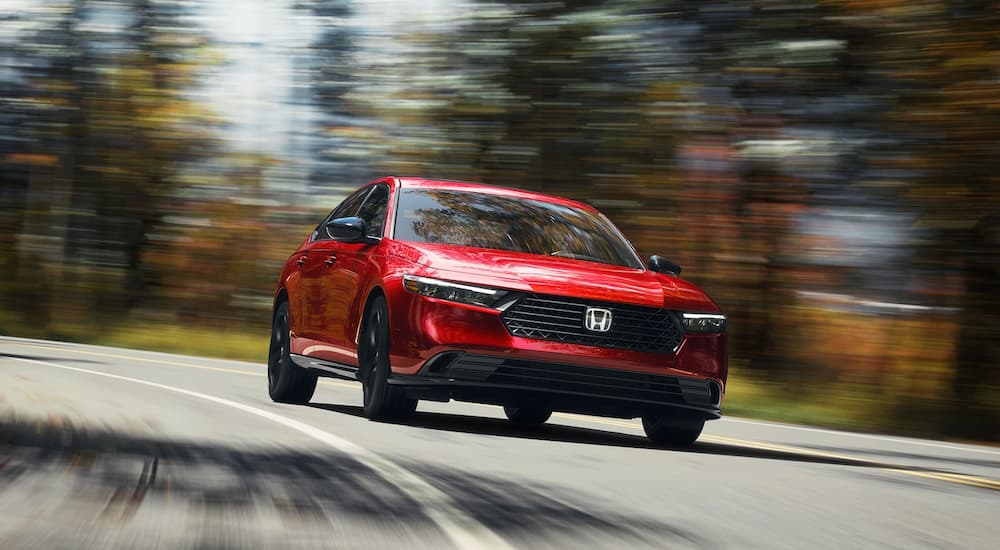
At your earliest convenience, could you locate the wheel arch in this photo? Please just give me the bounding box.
[273,287,289,309]
[354,283,388,346]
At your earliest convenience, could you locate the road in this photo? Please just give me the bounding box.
[1,336,997,549]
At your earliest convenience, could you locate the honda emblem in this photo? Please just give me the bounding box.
[584,307,613,332]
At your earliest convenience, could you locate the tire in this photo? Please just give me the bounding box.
[268,300,318,404]
[503,404,552,425]
[641,414,704,447]
[359,295,417,420]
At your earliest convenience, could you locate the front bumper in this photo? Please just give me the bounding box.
[389,351,723,420]
[384,285,727,419]
[387,291,727,375]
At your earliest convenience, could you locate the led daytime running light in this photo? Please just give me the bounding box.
[681,312,727,333]
[402,275,507,308]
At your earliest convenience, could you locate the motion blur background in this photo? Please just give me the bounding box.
[1,0,997,441]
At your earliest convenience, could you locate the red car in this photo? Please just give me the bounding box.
[268,176,727,445]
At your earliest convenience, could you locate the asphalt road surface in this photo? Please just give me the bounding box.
[2,336,997,549]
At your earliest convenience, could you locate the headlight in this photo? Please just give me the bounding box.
[681,313,727,333]
[402,275,509,309]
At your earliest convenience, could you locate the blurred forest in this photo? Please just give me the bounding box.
[1,0,997,440]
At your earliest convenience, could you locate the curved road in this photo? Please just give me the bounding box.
[1,336,997,549]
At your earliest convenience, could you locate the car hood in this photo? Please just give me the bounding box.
[388,241,720,312]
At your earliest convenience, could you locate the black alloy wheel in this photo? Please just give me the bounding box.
[359,295,417,420]
[267,300,317,403]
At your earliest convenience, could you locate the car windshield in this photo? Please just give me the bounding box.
[393,188,644,269]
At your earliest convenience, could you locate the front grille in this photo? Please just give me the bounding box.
[501,294,684,354]
[440,355,713,407]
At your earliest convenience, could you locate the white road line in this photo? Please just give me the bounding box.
[0,336,264,371]
[718,417,1000,456]
[5,356,512,550]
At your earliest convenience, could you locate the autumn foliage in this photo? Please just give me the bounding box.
[1,0,997,440]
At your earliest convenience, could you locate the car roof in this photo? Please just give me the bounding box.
[392,177,598,212]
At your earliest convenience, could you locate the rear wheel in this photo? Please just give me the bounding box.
[359,295,417,420]
[503,404,552,425]
[268,301,317,404]
[641,414,704,447]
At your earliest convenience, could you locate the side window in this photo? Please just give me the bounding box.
[356,185,389,238]
[312,186,371,241]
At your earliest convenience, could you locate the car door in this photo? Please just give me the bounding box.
[294,186,371,354]
[310,184,391,365]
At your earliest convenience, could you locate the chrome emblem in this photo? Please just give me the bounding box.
[584,307,613,332]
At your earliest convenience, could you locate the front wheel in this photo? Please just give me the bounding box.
[359,295,416,421]
[641,414,704,447]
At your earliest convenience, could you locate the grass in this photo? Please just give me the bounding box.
[1,317,269,364]
[722,374,879,432]
[97,323,269,363]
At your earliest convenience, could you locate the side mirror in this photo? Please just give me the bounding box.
[326,217,378,244]
[648,255,682,276]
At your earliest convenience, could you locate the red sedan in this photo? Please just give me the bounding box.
[268,176,727,445]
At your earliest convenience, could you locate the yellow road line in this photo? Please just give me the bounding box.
[554,412,636,430]
[6,340,998,491]
[699,434,1000,489]
[704,433,865,462]
[554,413,1000,491]
[883,468,1000,490]
[703,434,1000,491]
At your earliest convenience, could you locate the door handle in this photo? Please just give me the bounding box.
[296,255,307,267]
[324,254,337,266]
